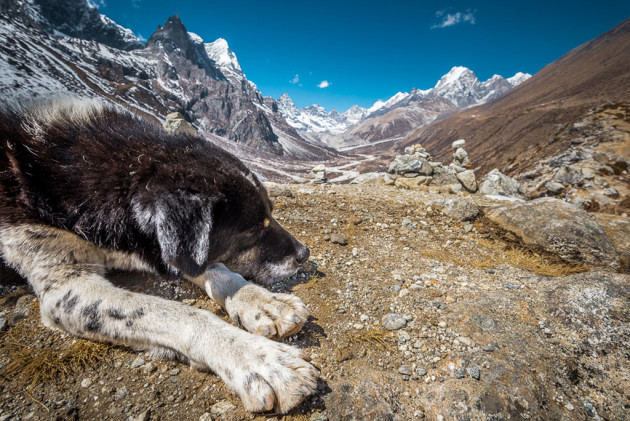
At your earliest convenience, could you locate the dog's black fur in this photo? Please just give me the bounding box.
[0,100,309,283]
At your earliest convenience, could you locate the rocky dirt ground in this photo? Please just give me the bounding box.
[1,184,629,421]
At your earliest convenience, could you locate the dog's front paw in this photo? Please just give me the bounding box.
[225,284,309,339]
[219,336,319,413]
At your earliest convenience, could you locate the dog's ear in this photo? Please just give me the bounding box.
[153,190,222,277]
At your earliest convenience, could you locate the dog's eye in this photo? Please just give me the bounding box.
[263,218,270,228]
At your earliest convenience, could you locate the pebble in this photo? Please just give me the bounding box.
[504,284,520,290]
[128,410,150,421]
[464,223,474,233]
[353,323,364,330]
[12,295,32,323]
[170,376,180,383]
[458,336,474,347]
[142,362,157,375]
[210,400,237,418]
[482,345,495,352]
[416,367,427,376]
[347,216,362,225]
[398,365,412,375]
[0,317,7,332]
[199,413,212,421]
[381,313,407,330]
[330,233,348,246]
[309,412,328,421]
[467,366,481,380]
[438,321,447,328]
[80,378,92,388]
[130,355,145,368]
[565,403,574,411]
[454,367,466,379]
[169,368,180,376]
[115,386,129,400]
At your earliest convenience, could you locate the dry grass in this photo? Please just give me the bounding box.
[350,327,390,352]
[419,236,587,276]
[0,321,112,390]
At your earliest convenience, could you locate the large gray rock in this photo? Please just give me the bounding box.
[478,169,525,199]
[428,199,479,222]
[430,165,459,185]
[389,155,433,176]
[485,198,619,269]
[456,170,477,192]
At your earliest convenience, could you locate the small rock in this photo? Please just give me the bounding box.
[169,368,180,376]
[210,400,237,418]
[80,378,92,388]
[353,323,364,330]
[130,355,145,368]
[128,410,150,421]
[199,413,212,421]
[347,216,363,225]
[141,362,157,375]
[463,223,473,233]
[452,139,466,149]
[12,295,32,324]
[482,345,495,352]
[330,233,348,246]
[565,403,574,411]
[0,317,7,332]
[438,321,447,328]
[458,336,474,347]
[401,218,417,229]
[115,386,129,400]
[398,365,412,376]
[416,367,427,376]
[467,366,480,380]
[381,313,407,330]
[309,413,328,421]
[454,367,466,379]
[170,376,180,383]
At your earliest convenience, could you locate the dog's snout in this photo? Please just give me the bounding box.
[295,243,310,264]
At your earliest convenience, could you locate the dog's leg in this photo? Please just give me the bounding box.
[0,224,318,413]
[189,264,309,339]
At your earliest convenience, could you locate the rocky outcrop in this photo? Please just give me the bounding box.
[163,112,196,135]
[485,197,619,269]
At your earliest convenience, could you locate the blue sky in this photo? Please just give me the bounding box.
[96,0,630,112]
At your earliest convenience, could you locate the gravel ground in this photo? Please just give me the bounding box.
[1,184,629,421]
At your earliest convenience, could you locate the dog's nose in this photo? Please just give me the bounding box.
[295,243,310,264]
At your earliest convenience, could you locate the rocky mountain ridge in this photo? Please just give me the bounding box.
[0,0,335,159]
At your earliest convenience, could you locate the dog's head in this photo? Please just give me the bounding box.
[133,162,309,285]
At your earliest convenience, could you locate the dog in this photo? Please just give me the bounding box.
[0,98,319,413]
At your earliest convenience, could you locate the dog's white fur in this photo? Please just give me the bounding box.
[0,223,316,413]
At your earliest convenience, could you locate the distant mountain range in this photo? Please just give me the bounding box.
[277,67,531,136]
[397,17,630,176]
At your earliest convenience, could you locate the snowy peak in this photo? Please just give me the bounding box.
[204,37,244,82]
[13,0,142,50]
[507,72,532,86]
[276,95,366,134]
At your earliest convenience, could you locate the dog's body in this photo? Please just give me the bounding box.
[0,99,318,413]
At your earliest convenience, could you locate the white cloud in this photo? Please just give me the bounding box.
[431,10,476,29]
[290,74,300,84]
[317,80,330,88]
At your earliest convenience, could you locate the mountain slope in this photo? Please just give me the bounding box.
[0,0,332,159]
[399,17,630,176]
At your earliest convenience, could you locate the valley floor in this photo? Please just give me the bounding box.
[1,184,629,420]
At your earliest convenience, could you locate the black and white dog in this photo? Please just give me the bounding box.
[0,99,318,413]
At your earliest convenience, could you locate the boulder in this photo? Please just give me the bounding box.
[428,199,479,222]
[456,170,477,192]
[430,166,459,185]
[163,112,197,135]
[452,147,470,167]
[544,180,565,195]
[485,197,619,269]
[478,169,525,199]
[553,166,584,186]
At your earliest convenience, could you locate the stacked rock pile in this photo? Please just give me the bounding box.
[385,141,479,193]
[307,164,328,184]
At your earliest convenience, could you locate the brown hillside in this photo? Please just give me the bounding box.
[398,18,630,177]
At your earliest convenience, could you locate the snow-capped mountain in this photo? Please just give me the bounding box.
[278,66,531,140]
[0,0,335,160]
[276,94,371,134]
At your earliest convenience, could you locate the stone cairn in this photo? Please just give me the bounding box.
[385,140,478,193]
[307,164,328,184]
